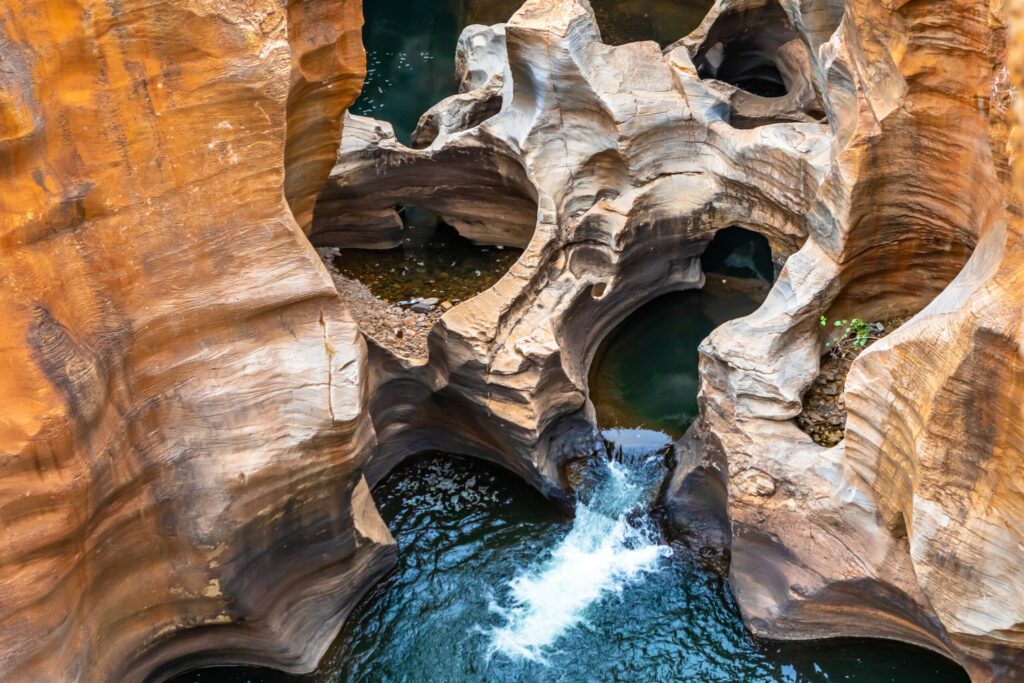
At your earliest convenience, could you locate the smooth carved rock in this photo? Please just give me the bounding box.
[698,1,1022,681]
[314,0,828,498]
[311,0,1021,679]
[0,1,394,681]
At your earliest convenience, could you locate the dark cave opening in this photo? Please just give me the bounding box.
[694,0,799,98]
[701,226,776,283]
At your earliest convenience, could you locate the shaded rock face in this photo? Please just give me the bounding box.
[0,1,394,681]
[311,0,1020,680]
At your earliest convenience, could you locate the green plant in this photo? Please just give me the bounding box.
[819,315,878,359]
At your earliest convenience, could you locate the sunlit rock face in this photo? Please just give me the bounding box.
[311,0,1020,679]
[0,1,394,681]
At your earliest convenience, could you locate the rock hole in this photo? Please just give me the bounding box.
[701,227,776,283]
[316,207,522,360]
[591,282,608,299]
[694,0,799,98]
[589,280,772,440]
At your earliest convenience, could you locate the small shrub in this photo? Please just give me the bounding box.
[819,315,879,359]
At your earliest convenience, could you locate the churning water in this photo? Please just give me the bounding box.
[486,457,671,663]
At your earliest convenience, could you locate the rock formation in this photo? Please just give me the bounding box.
[310,0,1021,679]
[698,1,1021,680]
[2,0,1021,680]
[0,1,394,681]
[314,0,830,496]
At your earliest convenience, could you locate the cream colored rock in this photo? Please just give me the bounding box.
[314,0,828,496]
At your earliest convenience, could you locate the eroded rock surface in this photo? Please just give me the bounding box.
[310,0,1021,679]
[697,1,1022,680]
[3,0,1021,679]
[0,1,394,681]
[314,0,827,497]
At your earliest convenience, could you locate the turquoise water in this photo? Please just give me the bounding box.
[350,1,460,142]
[173,451,967,683]
[321,454,968,683]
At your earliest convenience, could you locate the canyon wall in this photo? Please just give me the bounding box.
[698,0,1023,680]
[1,0,1021,680]
[0,1,393,681]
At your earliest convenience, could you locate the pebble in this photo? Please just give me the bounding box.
[410,297,440,313]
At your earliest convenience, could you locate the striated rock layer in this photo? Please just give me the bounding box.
[698,1,1023,680]
[311,0,1021,679]
[314,0,827,498]
[0,1,394,681]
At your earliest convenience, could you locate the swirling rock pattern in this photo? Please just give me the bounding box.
[0,1,393,681]
[699,1,1022,680]
[312,0,1021,679]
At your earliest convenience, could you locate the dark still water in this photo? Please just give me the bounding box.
[351,0,520,143]
[331,218,522,304]
[589,277,771,438]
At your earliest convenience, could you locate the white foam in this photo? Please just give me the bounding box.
[486,460,671,662]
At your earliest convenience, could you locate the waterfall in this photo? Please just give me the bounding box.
[486,442,672,663]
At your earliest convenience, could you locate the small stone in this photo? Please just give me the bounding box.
[411,297,440,313]
[440,300,453,311]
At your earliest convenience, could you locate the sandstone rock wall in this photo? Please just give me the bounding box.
[0,1,393,681]
[2,0,1021,680]
[697,0,1024,680]
[314,0,829,500]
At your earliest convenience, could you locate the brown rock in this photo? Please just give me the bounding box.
[0,2,394,681]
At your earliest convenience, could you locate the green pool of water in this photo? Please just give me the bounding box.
[351,0,520,143]
[589,277,771,438]
[591,0,715,47]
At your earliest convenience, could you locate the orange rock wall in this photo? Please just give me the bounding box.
[0,1,392,681]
